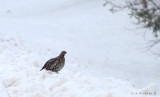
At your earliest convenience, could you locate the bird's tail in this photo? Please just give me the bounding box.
[40,63,47,71]
[40,65,46,71]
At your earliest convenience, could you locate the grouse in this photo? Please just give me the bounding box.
[40,51,67,73]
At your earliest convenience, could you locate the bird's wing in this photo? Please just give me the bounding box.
[40,57,58,71]
[46,58,58,70]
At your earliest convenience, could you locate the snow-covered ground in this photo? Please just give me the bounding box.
[0,0,160,97]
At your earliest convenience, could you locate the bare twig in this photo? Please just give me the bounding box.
[149,0,160,9]
[141,0,148,8]
[104,0,160,45]
[103,0,127,13]
[3,81,11,97]
[148,39,160,48]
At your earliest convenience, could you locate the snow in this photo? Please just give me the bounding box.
[0,0,160,97]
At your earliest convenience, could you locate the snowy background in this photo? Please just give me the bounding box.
[0,0,160,97]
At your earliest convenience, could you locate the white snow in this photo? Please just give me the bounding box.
[0,0,160,97]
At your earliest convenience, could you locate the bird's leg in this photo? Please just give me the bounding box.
[56,71,59,74]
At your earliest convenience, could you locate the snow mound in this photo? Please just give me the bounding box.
[0,33,159,97]
[1,71,159,97]
[0,71,132,97]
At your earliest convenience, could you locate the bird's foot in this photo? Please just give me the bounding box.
[56,71,59,74]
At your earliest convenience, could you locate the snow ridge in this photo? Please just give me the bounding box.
[0,33,159,97]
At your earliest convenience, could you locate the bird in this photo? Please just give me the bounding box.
[40,51,67,73]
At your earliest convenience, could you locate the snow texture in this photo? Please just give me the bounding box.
[0,0,160,97]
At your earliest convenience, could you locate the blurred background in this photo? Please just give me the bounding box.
[0,0,159,90]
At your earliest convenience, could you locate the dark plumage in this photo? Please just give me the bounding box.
[40,51,67,73]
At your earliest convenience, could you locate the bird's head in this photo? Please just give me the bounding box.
[59,51,67,57]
